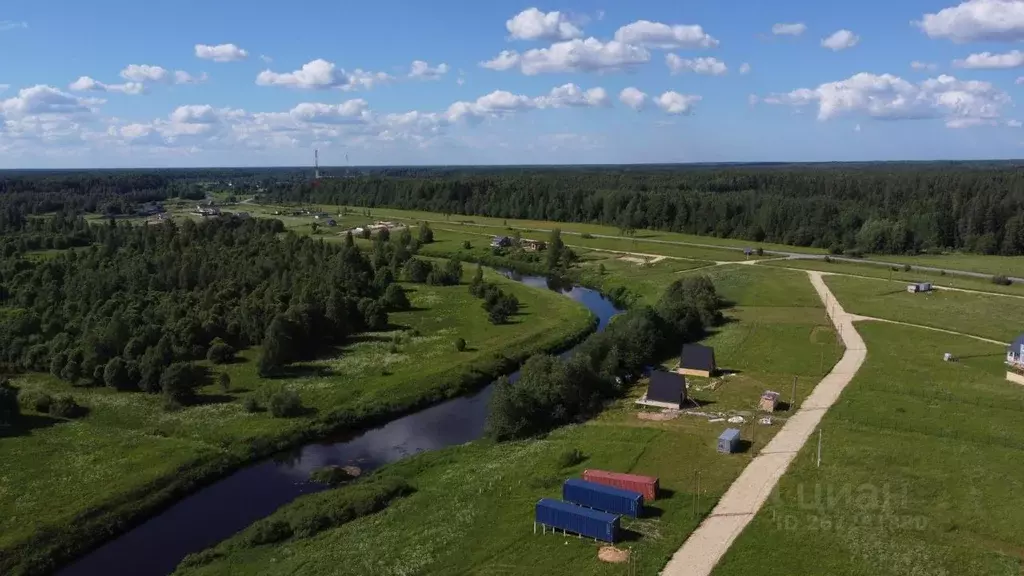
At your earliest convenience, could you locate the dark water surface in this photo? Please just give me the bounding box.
[59,274,621,576]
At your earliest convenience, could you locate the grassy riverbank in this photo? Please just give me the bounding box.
[0,269,596,576]
[713,322,1023,576]
[173,264,845,576]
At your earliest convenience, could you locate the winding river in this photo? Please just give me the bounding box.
[59,273,622,576]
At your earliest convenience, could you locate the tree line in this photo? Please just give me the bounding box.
[485,274,723,441]
[259,165,1024,255]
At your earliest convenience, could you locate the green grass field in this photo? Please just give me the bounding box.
[173,265,845,576]
[882,253,1024,280]
[266,203,827,255]
[823,275,1023,343]
[714,321,1024,576]
[763,259,1024,297]
[0,270,595,574]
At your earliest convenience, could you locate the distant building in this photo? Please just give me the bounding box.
[1008,334,1024,385]
[491,236,512,248]
[521,239,546,252]
[235,212,250,219]
[637,370,687,410]
[677,344,717,378]
[907,282,933,293]
[326,219,337,227]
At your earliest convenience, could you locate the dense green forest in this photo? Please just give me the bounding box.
[0,213,454,408]
[262,166,1024,255]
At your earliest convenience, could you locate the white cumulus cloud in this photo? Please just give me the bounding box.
[69,76,144,95]
[614,20,718,49]
[409,60,450,80]
[655,91,701,114]
[506,8,582,41]
[761,72,1010,128]
[666,54,727,75]
[195,43,249,62]
[822,29,860,51]
[120,64,205,85]
[256,59,392,90]
[480,38,650,75]
[916,0,1024,43]
[739,62,752,74]
[1,85,101,118]
[619,87,648,111]
[953,50,1024,68]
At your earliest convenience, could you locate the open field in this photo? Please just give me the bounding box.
[880,253,1024,280]
[713,321,1024,576]
[822,275,1023,343]
[273,203,827,255]
[763,259,1024,297]
[173,265,844,576]
[0,270,595,575]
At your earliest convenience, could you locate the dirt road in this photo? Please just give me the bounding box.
[659,271,867,576]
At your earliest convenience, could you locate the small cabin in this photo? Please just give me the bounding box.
[718,428,741,454]
[637,370,687,410]
[678,344,717,378]
[326,219,337,227]
[907,282,932,293]
[1008,334,1024,385]
[491,236,512,248]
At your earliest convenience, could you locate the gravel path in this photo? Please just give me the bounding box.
[659,271,867,576]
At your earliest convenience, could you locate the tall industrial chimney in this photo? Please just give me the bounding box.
[314,149,321,180]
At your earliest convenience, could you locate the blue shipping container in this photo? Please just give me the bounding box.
[562,478,644,518]
[535,499,619,543]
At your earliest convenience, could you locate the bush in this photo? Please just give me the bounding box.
[992,274,1013,286]
[823,255,832,263]
[902,264,912,272]
[455,338,467,352]
[309,465,357,486]
[246,519,293,546]
[242,397,260,413]
[20,390,53,413]
[49,395,85,419]
[206,342,236,364]
[269,390,304,418]
[462,240,472,249]
[755,247,764,256]
[557,448,585,468]
[0,380,18,428]
[217,372,231,392]
[581,233,594,239]
[160,362,201,405]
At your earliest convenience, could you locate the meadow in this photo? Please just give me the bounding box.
[0,269,595,575]
[173,264,845,576]
[822,274,1023,343]
[714,321,1024,576]
[764,258,1024,297]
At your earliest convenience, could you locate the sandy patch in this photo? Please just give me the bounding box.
[638,411,680,421]
[598,546,630,563]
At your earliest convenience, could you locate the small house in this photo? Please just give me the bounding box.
[637,370,687,409]
[326,219,337,227]
[718,428,741,454]
[907,282,932,293]
[1007,334,1024,385]
[678,344,717,378]
[743,248,753,258]
[491,236,512,248]
[759,391,781,413]
[235,212,250,220]
[521,239,546,252]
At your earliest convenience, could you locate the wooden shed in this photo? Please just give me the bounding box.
[636,370,687,409]
[907,282,932,293]
[677,344,717,378]
[759,391,781,413]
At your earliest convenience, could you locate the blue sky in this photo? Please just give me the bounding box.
[2,0,1024,167]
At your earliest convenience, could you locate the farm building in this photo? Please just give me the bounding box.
[718,428,741,454]
[491,236,512,248]
[677,344,717,378]
[907,282,933,293]
[636,370,686,409]
[521,238,546,252]
[759,391,781,413]
[1007,334,1024,385]
[326,219,337,227]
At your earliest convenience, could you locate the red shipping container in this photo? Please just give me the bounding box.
[582,469,659,501]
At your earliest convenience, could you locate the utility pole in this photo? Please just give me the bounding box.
[791,376,798,411]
